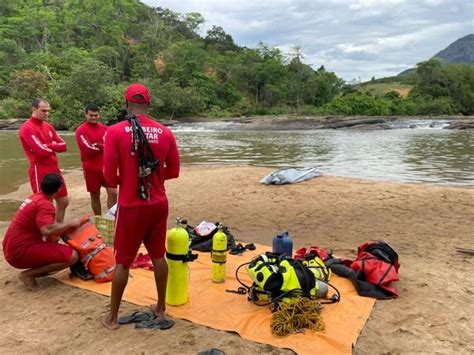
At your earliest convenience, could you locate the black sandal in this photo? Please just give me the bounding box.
[244,243,256,251]
[229,243,245,255]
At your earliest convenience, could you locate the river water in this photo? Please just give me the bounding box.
[1,120,473,198]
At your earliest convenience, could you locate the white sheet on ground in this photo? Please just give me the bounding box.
[260,167,321,185]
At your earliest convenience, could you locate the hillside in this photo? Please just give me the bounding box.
[434,34,474,64]
[399,33,474,76]
[0,2,472,120]
[355,82,412,97]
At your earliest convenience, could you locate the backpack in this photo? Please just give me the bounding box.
[63,221,116,283]
[187,222,236,252]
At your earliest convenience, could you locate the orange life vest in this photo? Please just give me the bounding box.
[64,220,116,283]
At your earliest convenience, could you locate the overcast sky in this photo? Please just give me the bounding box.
[141,0,473,82]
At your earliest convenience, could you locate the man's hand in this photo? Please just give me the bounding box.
[41,215,90,239]
[70,215,91,229]
[92,143,104,151]
[70,218,83,229]
[79,215,92,225]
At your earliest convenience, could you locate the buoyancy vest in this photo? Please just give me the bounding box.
[63,220,116,283]
[245,252,338,305]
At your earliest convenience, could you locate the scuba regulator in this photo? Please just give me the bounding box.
[126,113,160,200]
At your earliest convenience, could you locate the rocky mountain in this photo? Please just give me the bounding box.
[399,34,473,76]
[434,34,474,64]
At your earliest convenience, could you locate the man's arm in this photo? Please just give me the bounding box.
[103,130,120,187]
[75,126,102,157]
[19,125,54,158]
[164,133,180,180]
[40,218,84,242]
[46,127,67,153]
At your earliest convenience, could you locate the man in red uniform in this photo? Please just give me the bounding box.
[2,173,85,290]
[102,83,180,330]
[19,98,68,222]
[75,103,117,215]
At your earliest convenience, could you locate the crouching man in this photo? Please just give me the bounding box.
[2,173,85,290]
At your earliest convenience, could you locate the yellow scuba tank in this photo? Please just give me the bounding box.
[166,218,191,306]
[211,224,228,283]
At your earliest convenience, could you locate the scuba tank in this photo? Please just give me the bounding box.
[211,224,228,283]
[272,231,293,257]
[165,218,197,306]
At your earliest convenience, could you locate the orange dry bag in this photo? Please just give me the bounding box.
[63,220,116,283]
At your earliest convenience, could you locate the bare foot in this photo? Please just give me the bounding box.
[19,272,38,290]
[149,304,166,320]
[101,313,120,330]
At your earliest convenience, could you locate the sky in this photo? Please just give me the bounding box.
[141,0,473,82]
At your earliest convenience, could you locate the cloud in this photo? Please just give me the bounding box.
[142,0,473,81]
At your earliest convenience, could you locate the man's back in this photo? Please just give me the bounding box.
[3,193,55,260]
[103,115,180,207]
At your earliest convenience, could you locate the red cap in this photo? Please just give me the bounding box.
[124,83,150,104]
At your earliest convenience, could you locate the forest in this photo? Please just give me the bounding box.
[1,0,473,129]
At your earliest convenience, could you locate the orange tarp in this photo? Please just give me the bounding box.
[54,244,375,354]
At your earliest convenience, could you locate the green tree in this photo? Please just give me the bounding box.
[302,66,343,107]
[9,70,49,100]
[204,26,239,52]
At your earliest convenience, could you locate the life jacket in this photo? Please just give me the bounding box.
[63,221,116,283]
[350,240,400,299]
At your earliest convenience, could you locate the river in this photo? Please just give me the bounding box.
[1,120,473,197]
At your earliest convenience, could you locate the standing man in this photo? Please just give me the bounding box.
[19,98,69,222]
[101,83,180,330]
[75,103,117,215]
[2,173,85,290]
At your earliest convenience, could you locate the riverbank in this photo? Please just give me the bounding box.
[1,115,473,131]
[0,166,473,354]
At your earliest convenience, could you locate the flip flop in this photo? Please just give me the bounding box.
[197,349,225,355]
[118,310,155,325]
[135,318,175,330]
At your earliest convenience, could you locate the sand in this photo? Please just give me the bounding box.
[0,166,473,354]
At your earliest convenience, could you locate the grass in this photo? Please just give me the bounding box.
[357,82,413,97]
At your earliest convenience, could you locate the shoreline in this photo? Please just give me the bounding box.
[1,166,473,353]
[1,114,473,131]
[0,166,472,222]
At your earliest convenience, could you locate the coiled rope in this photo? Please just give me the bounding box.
[271,297,325,337]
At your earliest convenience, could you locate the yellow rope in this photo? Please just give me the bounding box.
[271,297,325,337]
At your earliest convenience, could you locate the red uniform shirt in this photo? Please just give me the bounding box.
[103,115,180,207]
[75,121,107,171]
[19,117,67,168]
[2,193,55,262]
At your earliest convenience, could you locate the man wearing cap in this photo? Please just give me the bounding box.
[75,103,117,215]
[19,98,69,222]
[102,83,180,330]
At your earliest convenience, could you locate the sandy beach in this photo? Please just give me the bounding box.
[0,166,473,354]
